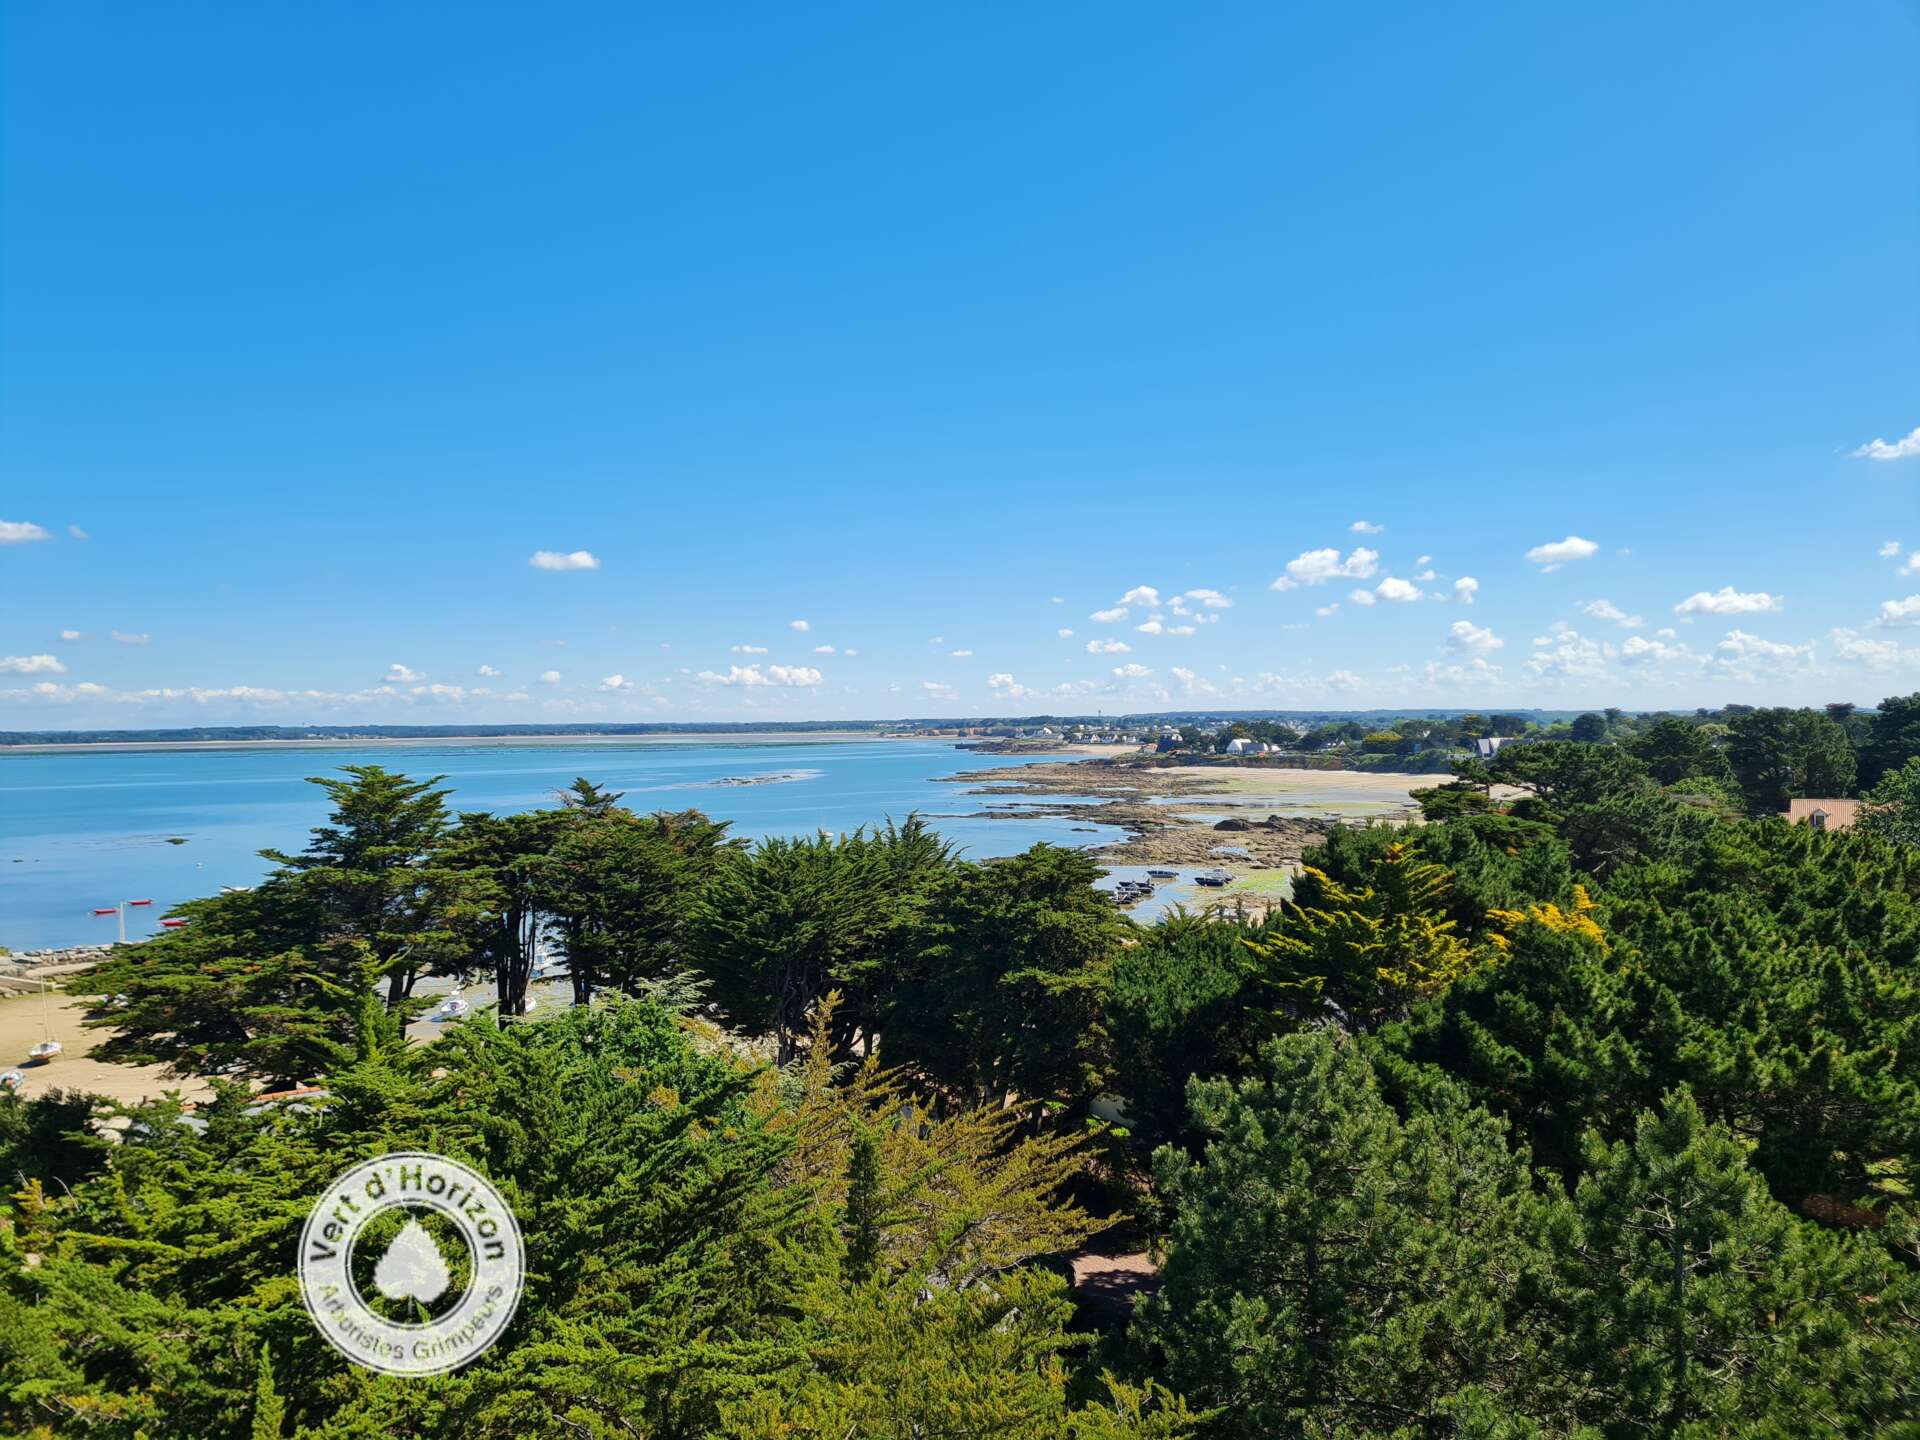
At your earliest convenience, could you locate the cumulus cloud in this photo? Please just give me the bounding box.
[1452,576,1479,605]
[1271,547,1379,590]
[1880,541,1902,558]
[1049,596,1064,604]
[1111,663,1152,679]
[1852,425,1920,460]
[1086,638,1131,654]
[476,664,501,677]
[539,669,562,684]
[111,630,150,646]
[696,664,823,687]
[1117,585,1160,607]
[58,629,82,642]
[529,550,601,571]
[1183,588,1233,608]
[789,619,811,632]
[731,644,768,654]
[921,680,957,701]
[1524,535,1599,570]
[1374,576,1422,603]
[384,663,425,683]
[1527,624,1610,680]
[67,524,88,541]
[1830,627,1919,667]
[1904,554,1920,575]
[813,644,836,654]
[0,521,50,544]
[0,655,65,674]
[1349,520,1384,535]
[948,648,973,657]
[1315,603,1339,618]
[1057,628,1074,638]
[599,674,633,692]
[1879,595,1920,628]
[1447,620,1503,655]
[1621,634,1698,664]
[1579,598,1644,628]
[1136,619,1165,635]
[1717,630,1812,664]
[1673,587,1783,617]
[1349,588,1377,607]
[1090,606,1129,623]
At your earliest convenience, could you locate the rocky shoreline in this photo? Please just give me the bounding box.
[4,943,115,970]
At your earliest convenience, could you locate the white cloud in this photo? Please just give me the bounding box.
[1414,569,1437,582]
[1717,630,1812,664]
[1315,603,1339,617]
[1048,596,1064,604]
[1349,588,1377,607]
[1852,425,1920,460]
[1349,520,1384,535]
[0,521,50,544]
[0,655,65,674]
[67,524,88,541]
[1374,576,1422,603]
[599,674,633,692]
[1879,595,1920,628]
[731,644,768,654]
[1452,576,1479,605]
[1621,634,1698,664]
[1271,547,1379,590]
[1117,585,1160,607]
[1447,620,1503,655]
[1527,624,1609,679]
[921,680,957,701]
[813,644,836,654]
[111,630,150,646]
[1136,619,1164,635]
[842,648,858,657]
[528,549,601,571]
[1524,535,1599,570]
[476,664,501,677]
[58,629,81,642]
[1090,606,1129,623]
[1111,663,1152,679]
[1086,638,1131,654]
[789,619,811,633]
[948,648,973,657]
[696,664,823,687]
[1828,628,1917,668]
[1183,588,1233,608]
[384,663,424,683]
[1673,586,1783,617]
[539,669,562,684]
[1056,627,1074,638]
[1880,541,1902,558]
[1579,598,1644,628]
[1904,554,1920,576]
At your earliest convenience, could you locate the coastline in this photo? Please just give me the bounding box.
[0,729,916,757]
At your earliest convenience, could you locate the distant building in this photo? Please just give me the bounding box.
[1783,798,1862,832]
[1474,736,1511,759]
[1225,737,1256,754]
[1156,732,1184,753]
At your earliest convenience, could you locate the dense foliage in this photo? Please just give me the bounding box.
[11,698,1920,1435]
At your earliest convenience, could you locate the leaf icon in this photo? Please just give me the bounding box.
[372,1218,451,1305]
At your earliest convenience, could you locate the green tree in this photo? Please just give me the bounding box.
[1858,754,1920,847]
[1626,716,1732,787]
[1860,690,1920,787]
[1725,708,1857,814]
[259,765,467,1008]
[1548,1091,1920,1435]
[1131,1031,1554,1437]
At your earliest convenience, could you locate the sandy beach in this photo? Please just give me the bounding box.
[0,989,209,1104]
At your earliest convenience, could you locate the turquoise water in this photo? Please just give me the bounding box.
[0,739,1123,950]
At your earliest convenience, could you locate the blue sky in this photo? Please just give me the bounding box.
[4,3,1918,725]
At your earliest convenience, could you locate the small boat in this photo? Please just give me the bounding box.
[1146,869,1178,879]
[92,907,118,916]
[1195,868,1232,887]
[513,995,538,1016]
[427,989,469,1022]
[0,1071,23,1092]
[27,1039,62,1064]
[128,898,153,907]
[161,919,189,929]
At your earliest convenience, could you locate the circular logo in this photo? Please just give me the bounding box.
[298,1150,525,1376]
